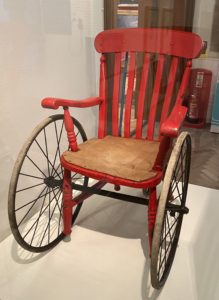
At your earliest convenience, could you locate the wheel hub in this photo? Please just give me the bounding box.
[167,203,189,215]
[44,176,63,188]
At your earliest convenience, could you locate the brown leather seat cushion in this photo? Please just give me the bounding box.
[62,136,160,182]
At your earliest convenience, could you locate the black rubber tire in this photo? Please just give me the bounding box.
[8,114,88,253]
[151,132,191,289]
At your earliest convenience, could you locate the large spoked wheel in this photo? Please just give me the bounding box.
[151,132,191,289]
[8,114,88,253]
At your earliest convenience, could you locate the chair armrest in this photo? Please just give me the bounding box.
[41,97,103,110]
[160,105,187,137]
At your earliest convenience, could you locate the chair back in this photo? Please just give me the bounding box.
[95,28,203,140]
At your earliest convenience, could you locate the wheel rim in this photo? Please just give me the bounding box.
[151,132,191,288]
[8,115,87,252]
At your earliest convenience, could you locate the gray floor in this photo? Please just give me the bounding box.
[186,125,219,190]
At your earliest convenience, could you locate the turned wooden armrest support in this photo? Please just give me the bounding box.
[41,97,103,109]
[63,107,79,151]
[160,105,187,137]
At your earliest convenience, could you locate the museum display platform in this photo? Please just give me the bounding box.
[1,184,219,300]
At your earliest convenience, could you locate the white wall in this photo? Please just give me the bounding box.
[0,0,103,241]
[193,0,215,47]
[193,0,219,121]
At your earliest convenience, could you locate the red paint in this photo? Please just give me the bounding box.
[160,105,187,137]
[41,28,203,251]
[124,52,136,138]
[176,61,192,106]
[184,68,212,128]
[153,136,172,171]
[112,52,122,136]
[61,156,162,189]
[73,181,106,206]
[63,169,73,235]
[159,61,192,137]
[41,96,102,110]
[95,28,203,59]
[114,185,121,191]
[136,53,150,139]
[148,187,157,254]
[98,54,107,138]
[160,57,178,130]
[64,108,78,151]
[147,55,165,140]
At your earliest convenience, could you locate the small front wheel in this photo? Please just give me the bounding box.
[8,114,88,252]
[151,132,191,289]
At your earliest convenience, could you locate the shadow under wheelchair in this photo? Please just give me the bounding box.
[10,184,163,299]
[74,188,163,300]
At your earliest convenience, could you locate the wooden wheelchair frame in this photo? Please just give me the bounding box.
[8,28,203,289]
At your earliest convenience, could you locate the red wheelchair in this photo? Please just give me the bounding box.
[8,28,203,289]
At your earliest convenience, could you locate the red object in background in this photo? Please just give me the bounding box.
[184,68,212,128]
[187,94,199,122]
